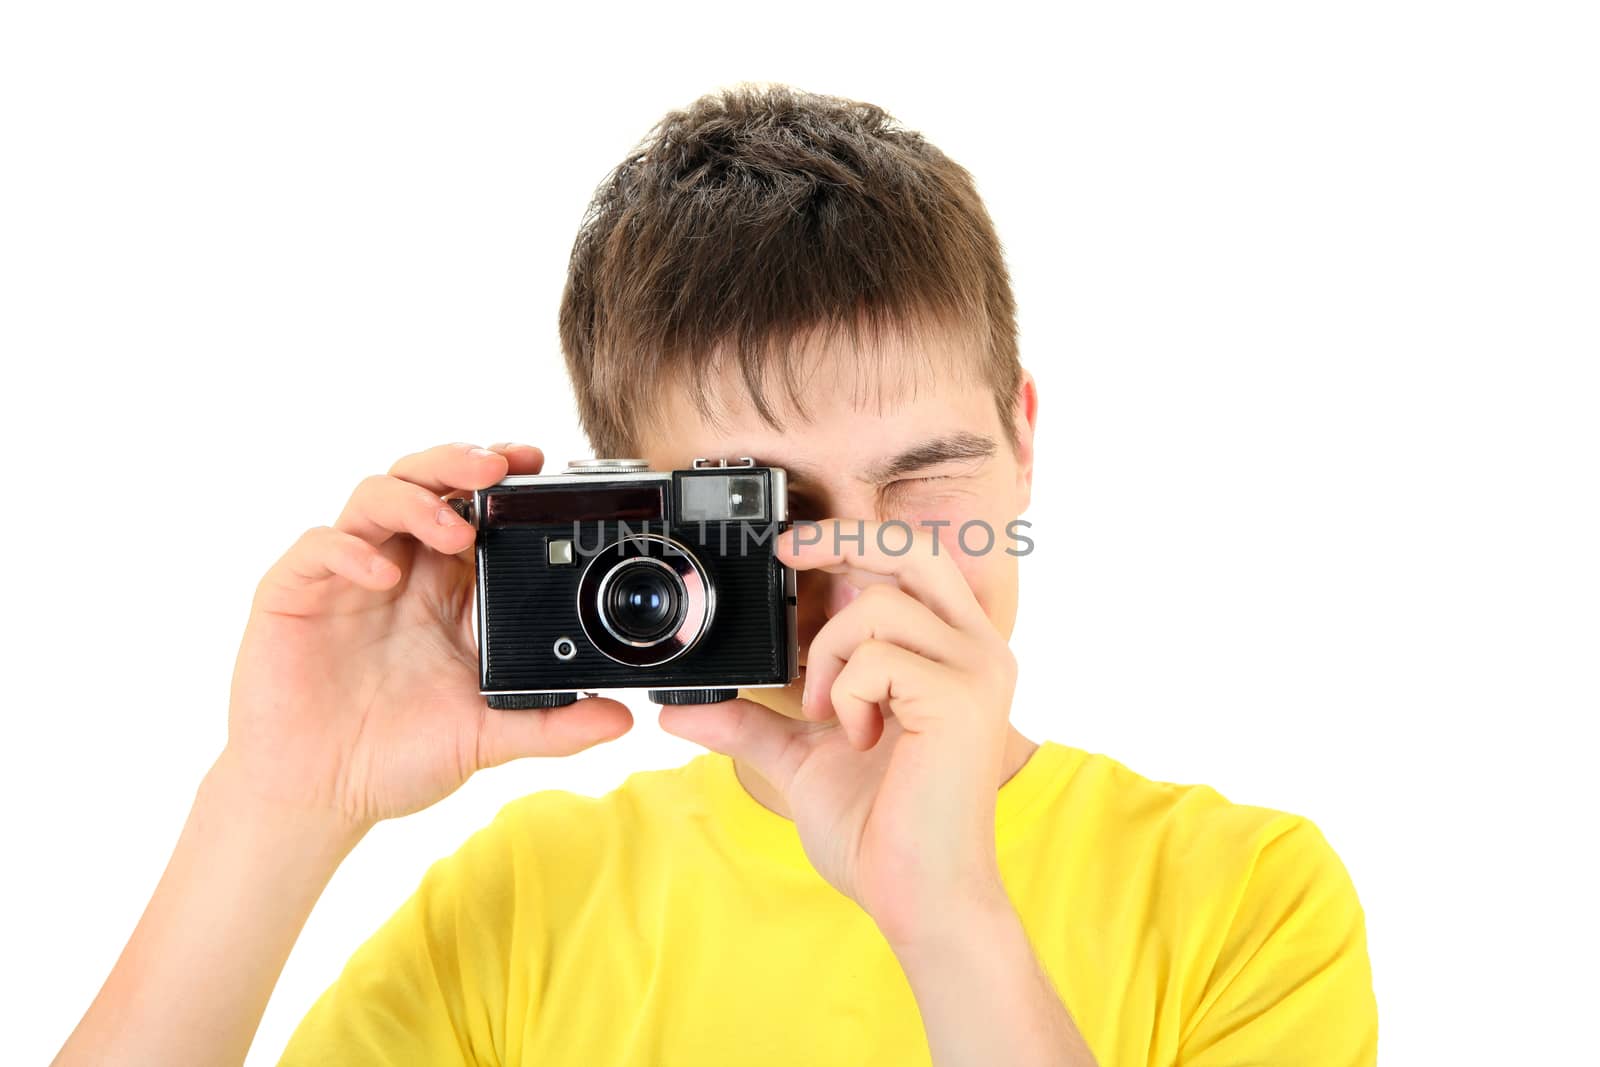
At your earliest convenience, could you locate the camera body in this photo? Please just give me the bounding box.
[451,457,798,709]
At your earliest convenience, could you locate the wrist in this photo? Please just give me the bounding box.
[884,880,1097,1065]
[877,874,1018,964]
[202,748,370,864]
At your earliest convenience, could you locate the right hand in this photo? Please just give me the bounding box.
[221,441,633,830]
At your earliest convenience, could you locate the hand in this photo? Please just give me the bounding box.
[224,441,633,831]
[658,519,1018,948]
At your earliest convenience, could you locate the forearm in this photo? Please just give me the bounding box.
[889,890,1098,1067]
[54,748,366,1067]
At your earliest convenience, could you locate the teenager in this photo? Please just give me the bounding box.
[56,83,1377,1066]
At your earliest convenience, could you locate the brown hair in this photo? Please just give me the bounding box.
[557,82,1020,457]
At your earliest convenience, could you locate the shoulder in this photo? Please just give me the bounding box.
[1041,745,1375,1050]
[1052,744,1343,864]
[1055,746,1370,984]
[1039,743,1364,933]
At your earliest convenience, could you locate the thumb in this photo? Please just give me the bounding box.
[657,698,806,790]
[476,696,634,767]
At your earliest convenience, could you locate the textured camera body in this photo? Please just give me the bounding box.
[456,458,798,709]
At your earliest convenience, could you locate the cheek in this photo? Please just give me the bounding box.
[898,502,1018,625]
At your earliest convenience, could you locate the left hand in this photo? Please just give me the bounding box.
[658,519,1020,949]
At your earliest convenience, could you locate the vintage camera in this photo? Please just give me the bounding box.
[448,457,798,708]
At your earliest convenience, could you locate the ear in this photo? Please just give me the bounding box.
[1011,367,1039,510]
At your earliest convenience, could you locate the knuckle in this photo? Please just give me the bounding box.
[406,480,441,507]
[857,638,893,665]
[356,472,391,497]
[412,489,451,521]
[808,629,841,660]
[388,442,450,475]
[856,582,899,608]
[294,524,337,553]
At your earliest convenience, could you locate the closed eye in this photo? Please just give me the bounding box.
[878,474,969,507]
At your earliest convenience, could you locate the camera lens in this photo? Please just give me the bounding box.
[578,535,713,668]
[600,560,685,644]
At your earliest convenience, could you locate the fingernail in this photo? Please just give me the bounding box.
[469,447,498,459]
[437,506,463,526]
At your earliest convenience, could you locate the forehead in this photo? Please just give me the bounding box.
[635,323,1001,478]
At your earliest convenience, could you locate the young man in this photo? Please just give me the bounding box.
[56,84,1377,1065]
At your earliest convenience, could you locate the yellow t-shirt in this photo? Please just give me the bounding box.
[279,741,1377,1065]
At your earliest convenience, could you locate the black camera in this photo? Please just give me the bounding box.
[448,457,798,708]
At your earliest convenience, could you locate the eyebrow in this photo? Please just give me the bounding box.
[859,431,998,483]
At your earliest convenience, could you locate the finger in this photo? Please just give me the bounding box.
[439,443,544,563]
[829,639,963,743]
[334,473,477,554]
[778,518,989,634]
[801,583,966,722]
[476,696,634,766]
[657,698,811,792]
[387,440,528,496]
[483,442,545,476]
[256,525,401,609]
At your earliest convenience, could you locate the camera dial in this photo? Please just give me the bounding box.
[565,458,649,474]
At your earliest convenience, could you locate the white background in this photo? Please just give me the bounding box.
[3,3,1596,1063]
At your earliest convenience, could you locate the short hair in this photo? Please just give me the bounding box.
[557,82,1020,458]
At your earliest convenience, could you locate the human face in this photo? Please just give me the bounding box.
[635,327,1038,720]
